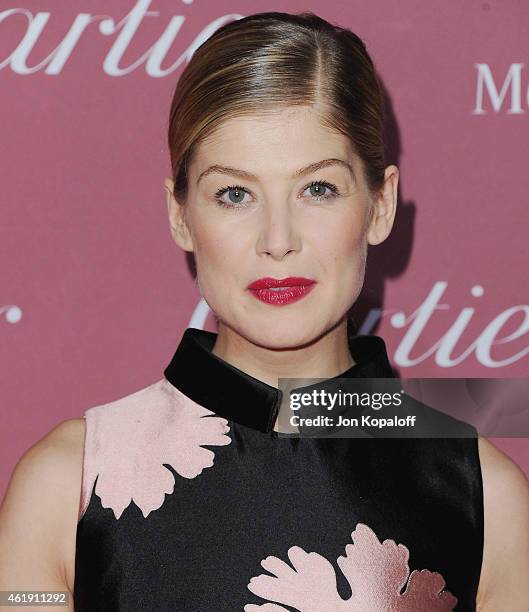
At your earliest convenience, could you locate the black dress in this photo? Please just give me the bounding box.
[74,327,484,611]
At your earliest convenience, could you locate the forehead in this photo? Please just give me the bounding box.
[191,107,355,179]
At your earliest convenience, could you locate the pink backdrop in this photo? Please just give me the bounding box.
[2,0,528,499]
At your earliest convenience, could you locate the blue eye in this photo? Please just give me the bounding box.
[213,179,340,209]
[303,180,339,201]
[214,184,249,208]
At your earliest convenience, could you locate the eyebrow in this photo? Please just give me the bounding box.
[196,158,355,186]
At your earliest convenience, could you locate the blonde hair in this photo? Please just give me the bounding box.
[167,11,386,202]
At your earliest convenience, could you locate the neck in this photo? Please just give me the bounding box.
[210,319,355,389]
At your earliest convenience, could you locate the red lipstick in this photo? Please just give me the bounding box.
[247,277,316,306]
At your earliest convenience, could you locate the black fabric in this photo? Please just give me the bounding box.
[163,327,396,433]
[74,328,484,611]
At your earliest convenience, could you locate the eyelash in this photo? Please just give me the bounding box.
[213,179,340,209]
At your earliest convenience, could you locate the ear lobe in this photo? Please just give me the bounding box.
[164,177,194,252]
[367,204,392,245]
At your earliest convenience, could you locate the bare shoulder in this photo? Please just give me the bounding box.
[478,437,529,502]
[0,418,86,598]
[7,417,86,496]
[477,436,529,611]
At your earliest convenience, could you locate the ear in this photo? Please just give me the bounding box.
[163,177,194,252]
[367,165,399,246]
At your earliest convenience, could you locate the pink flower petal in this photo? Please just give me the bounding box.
[79,378,231,520]
[246,522,457,611]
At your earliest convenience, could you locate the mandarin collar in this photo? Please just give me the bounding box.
[163,327,395,433]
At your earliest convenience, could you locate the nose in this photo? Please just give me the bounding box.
[256,202,302,261]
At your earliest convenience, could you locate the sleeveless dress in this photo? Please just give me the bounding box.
[73,327,484,611]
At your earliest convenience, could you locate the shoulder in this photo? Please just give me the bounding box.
[0,417,86,593]
[78,378,231,521]
[1,416,86,517]
[0,378,188,590]
[10,417,86,493]
[478,437,529,506]
[477,436,529,610]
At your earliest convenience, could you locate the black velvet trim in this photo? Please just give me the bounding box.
[163,327,395,433]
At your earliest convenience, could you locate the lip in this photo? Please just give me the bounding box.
[248,277,315,290]
[247,277,317,306]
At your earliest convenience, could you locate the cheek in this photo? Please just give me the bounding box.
[314,212,368,270]
[191,221,242,287]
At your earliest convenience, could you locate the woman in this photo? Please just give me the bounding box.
[1,10,528,611]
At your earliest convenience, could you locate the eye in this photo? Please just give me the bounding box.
[214,184,251,208]
[302,180,340,201]
[213,179,340,209]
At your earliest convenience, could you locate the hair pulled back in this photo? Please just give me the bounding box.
[167,11,386,202]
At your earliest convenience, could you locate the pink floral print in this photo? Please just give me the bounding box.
[79,378,231,520]
[244,522,457,611]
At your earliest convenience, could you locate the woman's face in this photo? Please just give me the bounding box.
[165,106,398,348]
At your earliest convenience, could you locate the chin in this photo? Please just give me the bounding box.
[244,324,324,351]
